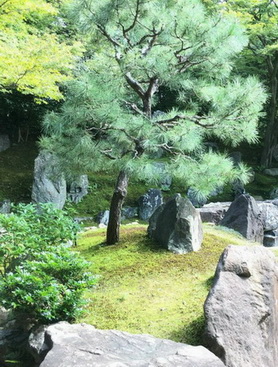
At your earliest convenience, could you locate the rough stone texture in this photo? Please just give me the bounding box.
[270,187,278,200]
[204,245,278,367]
[264,229,278,247]
[148,194,203,254]
[258,201,278,231]
[0,134,10,152]
[67,175,89,204]
[0,199,11,214]
[31,151,67,210]
[96,210,110,226]
[264,168,278,176]
[121,206,138,220]
[219,194,264,243]
[197,202,231,224]
[29,322,225,367]
[138,189,163,221]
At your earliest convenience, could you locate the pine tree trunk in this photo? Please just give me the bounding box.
[106,170,129,245]
[261,56,278,167]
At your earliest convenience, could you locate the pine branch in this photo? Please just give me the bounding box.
[155,114,215,128]
[123,100,145,116]
[124,72,145,98]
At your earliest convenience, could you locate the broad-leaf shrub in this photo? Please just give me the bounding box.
[0,203,96,323]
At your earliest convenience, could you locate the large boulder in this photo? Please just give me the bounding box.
[219,194,264,243]
[204,245,278,367]
[29,322,225,367]
[258,201,278,231]
[138,188,163,221]
[148,194,203,254]
[197,202,231,224]
[67,175,89,204]
[31,151,67,210]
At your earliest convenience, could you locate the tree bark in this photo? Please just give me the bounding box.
[106,170,129,245]
[261,54,278,167]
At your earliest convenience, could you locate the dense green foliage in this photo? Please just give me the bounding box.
[42,0,266,196]
[0,203,96,323]
[220,0,278,167]
[0,0,82,101]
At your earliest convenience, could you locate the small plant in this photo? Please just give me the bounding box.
[0,203,96,324]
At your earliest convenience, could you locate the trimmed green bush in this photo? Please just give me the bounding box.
[0,203,96,324]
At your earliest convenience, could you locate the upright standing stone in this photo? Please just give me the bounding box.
[148,194,203,254]
[32,151,67,210]
[67,175,89,204]
[138,189,163,220]
[204,245,278,367]
[219,194,264,243]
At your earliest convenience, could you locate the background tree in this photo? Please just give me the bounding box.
[0,0,83,141]
[217,0,278,167]
[42,0,266,244]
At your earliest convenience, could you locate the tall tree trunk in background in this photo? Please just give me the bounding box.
[106,170,129,245]
[261,54,278,168]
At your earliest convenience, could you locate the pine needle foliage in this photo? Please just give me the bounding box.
[42,0,266,196]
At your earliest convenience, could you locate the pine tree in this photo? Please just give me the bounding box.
[42,0,266,244]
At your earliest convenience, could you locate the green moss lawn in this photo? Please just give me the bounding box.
[75,223,254,345]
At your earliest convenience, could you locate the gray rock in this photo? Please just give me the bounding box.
[0,134,10,152]
[263,229,278,247]
[31,151,67,210]
[138,189,163,221]
[28,325,49,364]
[219,194,264,243]
[29,322,225,367]
[270,187,278,200]
[231,179,245,198]
[96,210,110,226]
[197,202,231,224]
[121,206,138,220]
[67,175,89,204]
[258,201,278,231]
[148,194,203,254]
[0,199,11,214]
[204,245,278,367]
[264,168,278,176]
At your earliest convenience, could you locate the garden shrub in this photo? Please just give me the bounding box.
[0,203,96,324]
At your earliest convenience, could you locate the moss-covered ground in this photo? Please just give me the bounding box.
[75,224,255,345]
